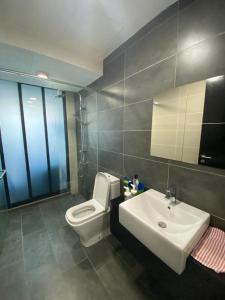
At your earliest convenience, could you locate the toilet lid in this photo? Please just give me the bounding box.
[93,172,110,211]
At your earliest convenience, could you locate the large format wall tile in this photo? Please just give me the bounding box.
[125,57,176,104]
[168,165,225,219]
[125,15,177,77]
[98,107,123,131]
[103,53,124,87]
[176,33,225,86]
[77,0,225,229]
[104,2,178,65]
[124,131,151,159]
[124,100,152,130]
[87,147,98,164]
[99,150,123,174]
[178,0,225,51]
[97,81,124,111]
[99,131,123,153]
[124,155,168,192]
[87,112,98,131]
[85,92,97,113]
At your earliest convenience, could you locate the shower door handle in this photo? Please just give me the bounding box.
[0,169,6,180]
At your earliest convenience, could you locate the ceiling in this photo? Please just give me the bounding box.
[0,0,177,88]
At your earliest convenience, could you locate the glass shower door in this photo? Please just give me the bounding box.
[0,79,69,207]
[0,131,8,252]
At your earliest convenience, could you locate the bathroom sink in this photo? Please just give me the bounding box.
[119,189,210,274]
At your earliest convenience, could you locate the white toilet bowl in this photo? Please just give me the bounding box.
[65,172,120,247]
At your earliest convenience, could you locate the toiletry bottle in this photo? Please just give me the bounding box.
[133,174,139,189]
[130,184,137,196]
[124,186,131,200]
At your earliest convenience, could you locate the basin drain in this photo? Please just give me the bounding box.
[158,221,167,228]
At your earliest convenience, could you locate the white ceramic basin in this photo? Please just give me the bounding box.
[119,189,210,274]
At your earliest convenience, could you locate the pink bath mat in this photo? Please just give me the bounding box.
[191,227,225,273]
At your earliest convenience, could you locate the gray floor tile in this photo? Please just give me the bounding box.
[0,261,28,300]
[63,259,111,300]
[49,225,87,272]
[5,209,22,241]
[85,238,115,270]
[40,200,67,233]
[23,229,56,272]
[22,205,46,236]
[0,232,23,270]
[0,194,172,300]
[97,250,149,300]
[26,262,70,300]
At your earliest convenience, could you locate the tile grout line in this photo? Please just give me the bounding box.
[104,5,178,66]
[122,47,126,175]
[86,254,114,300]
[20,210,29,298]
[102,31,225,92]
[98,98,153,114]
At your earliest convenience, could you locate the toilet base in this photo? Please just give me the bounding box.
[67,210,111,248]
[80,228,111,247]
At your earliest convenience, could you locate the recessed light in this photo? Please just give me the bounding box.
[36,72,49,79]
[29,97,37,100]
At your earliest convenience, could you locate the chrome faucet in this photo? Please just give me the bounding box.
[165,185,176,204]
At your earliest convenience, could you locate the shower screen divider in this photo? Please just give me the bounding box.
[0,79,70,208]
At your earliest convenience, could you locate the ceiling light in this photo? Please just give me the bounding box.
[36,72,49,79]
[29,97,37,100]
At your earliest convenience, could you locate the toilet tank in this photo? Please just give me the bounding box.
[104,173,120,200]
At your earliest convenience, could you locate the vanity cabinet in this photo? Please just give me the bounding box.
[110,197,225,300]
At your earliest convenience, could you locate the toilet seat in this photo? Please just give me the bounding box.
[66,199,105,225]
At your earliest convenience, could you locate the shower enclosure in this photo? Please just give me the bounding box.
[0,79,69,207]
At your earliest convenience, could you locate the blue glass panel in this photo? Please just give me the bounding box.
[0,157,8,251]
[0,159,7,210]
[45,89,68,192]
[0,80,29,203]
[21,84,49,197]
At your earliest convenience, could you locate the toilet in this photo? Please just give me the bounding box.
[65,172,120,247]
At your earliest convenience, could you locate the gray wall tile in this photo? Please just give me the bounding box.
[98,107,123,131]
[124,100,152,130]
[125,57,176,104]
[104,2,178,65]
[87,147,98,164]
[124,155,168,193]
[125,15,177,77]
[77,0,225,228]
[178,0,225,51]
[87,130,98,149]
[99,150,123,174]
[176,33,225,86]
[85,92,97,113]
[97,81,124,111]
[124,131,151,159]
[87,112,97,131]
[103,53,124,87]
[168,165,225,219]
[99,131,123,153]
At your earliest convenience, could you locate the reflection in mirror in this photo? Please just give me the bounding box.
[150,75,225,169]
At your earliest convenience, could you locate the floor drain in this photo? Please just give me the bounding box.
[158,221,167,228]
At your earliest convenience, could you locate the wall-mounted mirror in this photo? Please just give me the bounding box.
[150,75,225,169]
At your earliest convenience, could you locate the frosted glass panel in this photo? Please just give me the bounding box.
[0,80,29,203]
[45,89,68,192]
[0,159,7,210]
[21,84,50,197]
